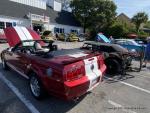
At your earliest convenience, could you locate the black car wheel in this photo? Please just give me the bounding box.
[105,59,121,75]
[29,74,45,100]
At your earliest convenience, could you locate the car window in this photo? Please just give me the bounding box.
[12,41,38,53]
[126,41,133,45]
[115,41,125,45]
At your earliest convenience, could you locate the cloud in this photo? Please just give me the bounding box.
[114,0,150,18]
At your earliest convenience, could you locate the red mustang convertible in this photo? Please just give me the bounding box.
[1,27,106,100]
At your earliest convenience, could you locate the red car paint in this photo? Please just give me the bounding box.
[1,27,106,100]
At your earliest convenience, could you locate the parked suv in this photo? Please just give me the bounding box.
[82,41,132,75]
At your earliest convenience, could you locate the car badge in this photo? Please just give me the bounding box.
[91,64,94,70]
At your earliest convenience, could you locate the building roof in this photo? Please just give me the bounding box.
[117,13,131,22]
[0,0,81,27]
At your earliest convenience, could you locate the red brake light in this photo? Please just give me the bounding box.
[64,66,85,82]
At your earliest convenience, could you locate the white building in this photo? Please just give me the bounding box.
[0,0,83,36]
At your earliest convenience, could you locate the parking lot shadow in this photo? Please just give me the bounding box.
[104,73,135,84]
[0,63,90,113]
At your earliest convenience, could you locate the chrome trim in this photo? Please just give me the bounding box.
[6,62,29,79]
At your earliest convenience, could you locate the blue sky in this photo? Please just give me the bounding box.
[113,0,150,18]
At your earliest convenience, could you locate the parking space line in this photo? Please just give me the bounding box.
[120,81,150,94]
[104,76,150,94]
[108,100,137,113]
[0,72,40,113]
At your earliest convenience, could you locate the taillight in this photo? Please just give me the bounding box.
[64,66,85,82]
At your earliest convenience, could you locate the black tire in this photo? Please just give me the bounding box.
[29,73,46,100]
[1,58,9,70]
[105,59,121,75]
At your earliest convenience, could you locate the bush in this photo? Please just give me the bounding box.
[105,23,129,38]
[137,31,149,39]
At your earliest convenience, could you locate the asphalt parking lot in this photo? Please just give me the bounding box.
[0,42,150,113]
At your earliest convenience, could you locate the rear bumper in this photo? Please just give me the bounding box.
[64,77,89,100]
[45,64,106,100]
[63,65,106,100]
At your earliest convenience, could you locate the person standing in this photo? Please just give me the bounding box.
[36,29,40,35]
[55,32,58,39]
[109,36,114,43]
[143,37,150,67]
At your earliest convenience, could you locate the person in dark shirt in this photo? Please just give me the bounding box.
[143,37,150,67]
[36,29,40,35]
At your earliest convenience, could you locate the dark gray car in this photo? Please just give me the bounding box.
[81,41,132,75]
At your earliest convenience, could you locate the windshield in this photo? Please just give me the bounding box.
[13,40,56,55]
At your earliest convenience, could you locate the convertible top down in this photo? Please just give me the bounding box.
[1,27,106,100]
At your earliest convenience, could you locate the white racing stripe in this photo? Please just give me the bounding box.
[21,27,33,40]
[0,73,40,113]
[14,27,27,41]
[68,52,88,58]
[105,76,150,94]
[21,27,34,46]
[14,27,31,46]
[84,57,102,90]
[108,100,137,113]
[120,81,150,94]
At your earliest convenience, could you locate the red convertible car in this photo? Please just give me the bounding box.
[1,27,106,100]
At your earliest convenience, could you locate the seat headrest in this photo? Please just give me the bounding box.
[34,42,42,50]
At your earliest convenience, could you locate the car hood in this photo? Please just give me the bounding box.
[4,27,41,47]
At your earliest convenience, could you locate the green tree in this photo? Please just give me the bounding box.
[105,21,129,38]
[144,21,150,29]
[132,12,148,32]
[70,0,117,33]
